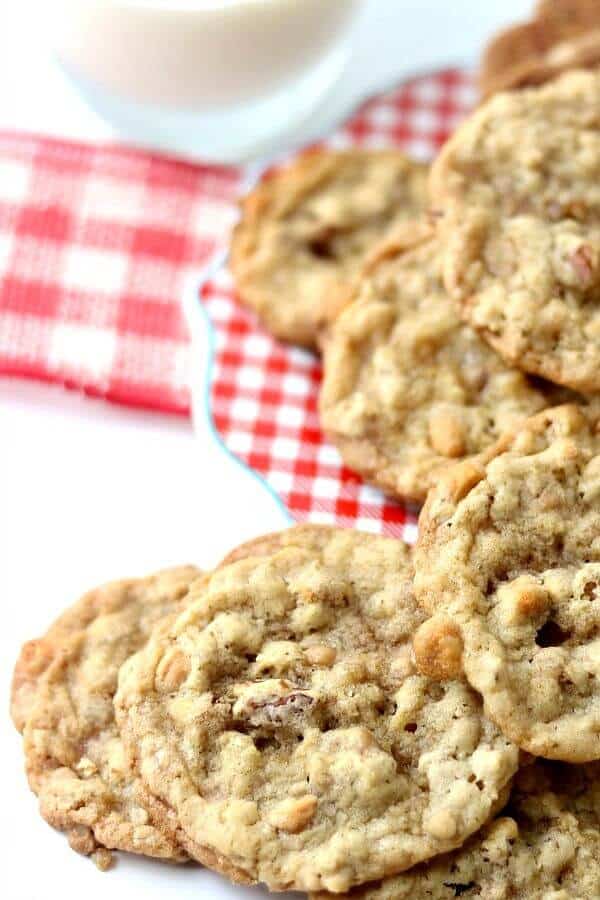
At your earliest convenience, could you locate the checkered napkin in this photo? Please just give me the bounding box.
[0,68,476,535]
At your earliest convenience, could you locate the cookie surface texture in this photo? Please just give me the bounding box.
[310,759,600,900]
[431,70,600,392]
[416,404,600,761]
[319,227,573,503]
[115,525,518,894]
[12,611,85,734]
[230,150,428,349]
[21,566,201,865]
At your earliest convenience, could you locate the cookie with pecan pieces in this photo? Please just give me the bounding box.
[319,224,574,504]
[115,526,518,894]
[432,70,600,392]
[19,566,201,868]
[231,150,428,349]
[310,760,600,900]
[416,404,600,762]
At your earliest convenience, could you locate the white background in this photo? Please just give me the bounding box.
[2,2,529,898]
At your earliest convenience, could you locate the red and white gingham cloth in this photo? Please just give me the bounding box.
[0,68,476,535]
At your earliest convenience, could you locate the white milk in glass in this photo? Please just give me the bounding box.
[39,0,365,161]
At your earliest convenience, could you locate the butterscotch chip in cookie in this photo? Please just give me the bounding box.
[20,566,201,864]
[230,150,428,349]
[413,616,463,682]
[319,227,575,504]
[310,759,600,900]
[416,404,600,762]
[431,70,600,392]
[115,526,517,894]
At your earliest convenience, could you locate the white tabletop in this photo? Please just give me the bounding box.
[2,3,529,898]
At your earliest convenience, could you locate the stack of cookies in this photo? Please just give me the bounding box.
[233,1,600,509]
[10,1,600,896]
[11,512,600,896]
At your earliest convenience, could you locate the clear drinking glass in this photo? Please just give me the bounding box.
[41,0,366,162]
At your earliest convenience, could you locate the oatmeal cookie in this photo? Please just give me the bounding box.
[115,526,518,894]
[431,70,600,393]
[416,404,600,761]
[310,760,600,900]
[230,150,428,349]
[480,0,600,100]
[12,615,83,734]
[480,17,565,99]
[481,25,600,98]
[319,225,573,504]
[20,566,201,866]
[536,0,600,32]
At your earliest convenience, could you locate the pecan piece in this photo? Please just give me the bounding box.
[570,244,595,287]
[233,679,316,728]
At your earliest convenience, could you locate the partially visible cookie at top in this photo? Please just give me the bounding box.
[479,0,600,99]
[319,223,575,504]
[310,759,600,900]
[115,526,518,894]
[536,0,600,32]
[479,16,565,99]
[431,70,600,392]
[230,150,428,350]
[21,566,201,868]
[415,404,600,762]
[481,22,600,98]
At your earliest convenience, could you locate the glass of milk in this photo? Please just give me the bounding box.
[42,0,366,162]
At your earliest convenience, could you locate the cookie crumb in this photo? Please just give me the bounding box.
[92,848,113,871]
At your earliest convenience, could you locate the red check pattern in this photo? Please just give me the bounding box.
[0,133,242,412]
[204,270,424,540]
[0,68,476,535]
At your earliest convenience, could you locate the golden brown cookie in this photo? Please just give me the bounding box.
[319,224,575,504]
[230,150,428,350]
[480,0,600,98]
[310,760,600,900]
[481,25,600,98]
[431,70,600,393]
[416,404,600,762]
[480,17,564,99]
[20,566,201,867]
[12,625,75,734]
[116,526,518,894]
[536,0,600,32]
